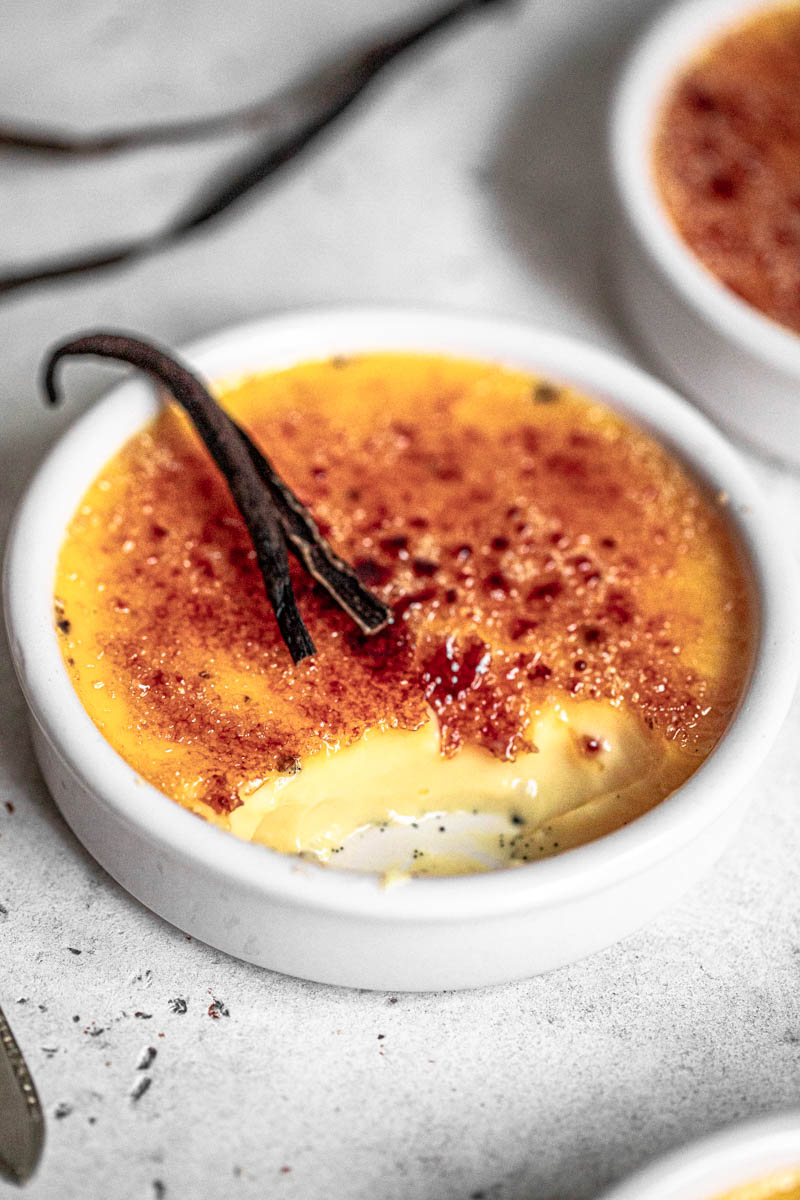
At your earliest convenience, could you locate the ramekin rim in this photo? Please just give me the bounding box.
[597,1110,800,1200]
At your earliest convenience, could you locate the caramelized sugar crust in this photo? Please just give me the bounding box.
[56,355,752,813]
[654,4,800,334]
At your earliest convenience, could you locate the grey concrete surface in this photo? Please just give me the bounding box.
[1,1,799,1198]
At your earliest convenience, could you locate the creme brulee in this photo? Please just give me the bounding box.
[712,1167,800,1200]
[654,2,800,335]
[54,354,753,875]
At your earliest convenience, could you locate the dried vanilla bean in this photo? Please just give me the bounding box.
[0,0,507,298]
[44,332,315,662]
[43,331,392,661]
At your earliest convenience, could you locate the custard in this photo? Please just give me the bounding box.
[654,3,800,335]
[54,354,752,874]
[712,1167,800,1200]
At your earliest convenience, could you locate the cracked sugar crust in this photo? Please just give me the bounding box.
[55,354,753,813]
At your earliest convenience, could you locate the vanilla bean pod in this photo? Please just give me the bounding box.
[233,422,391,633]
[0,0,506,297]
[0,0,501,156]
[43,331,392,660]
[44,333,315,662]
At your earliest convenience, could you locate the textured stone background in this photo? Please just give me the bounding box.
[1,1,799,1198]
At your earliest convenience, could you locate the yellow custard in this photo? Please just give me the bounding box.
[54,354,753,874]
[712,1168,800,1200]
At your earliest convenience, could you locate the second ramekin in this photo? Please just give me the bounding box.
[610,0,800,467]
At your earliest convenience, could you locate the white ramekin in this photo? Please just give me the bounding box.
[597,1112,800,1200]
[610,0,800,467]
[4,307,798,991]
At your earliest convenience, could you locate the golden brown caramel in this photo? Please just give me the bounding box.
[55,354,751,820]
[654,3,800,334]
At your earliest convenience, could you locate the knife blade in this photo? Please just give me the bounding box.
[0,1004,45,1184]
